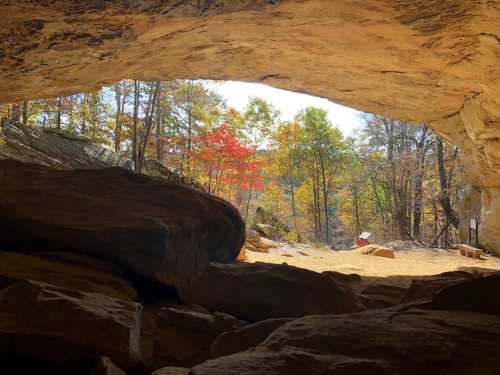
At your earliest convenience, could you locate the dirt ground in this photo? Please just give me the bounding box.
[245,242,500,280]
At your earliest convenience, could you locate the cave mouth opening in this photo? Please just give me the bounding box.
[2,78,498,285]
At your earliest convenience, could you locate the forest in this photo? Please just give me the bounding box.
[0,80,466,248]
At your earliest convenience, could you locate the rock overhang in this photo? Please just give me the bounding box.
[1,0,500,252]
[0,0,497,121]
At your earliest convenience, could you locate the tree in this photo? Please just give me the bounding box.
[411,125,433,240]
[191,123,264,201]
[132,80,140,169]
[270,122,302,236]
[242,98,279,219]
[296,107,345,243]
[137,81,161,172]
[435,138,460,245]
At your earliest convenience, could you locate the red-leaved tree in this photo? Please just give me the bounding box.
[191,124,264,203]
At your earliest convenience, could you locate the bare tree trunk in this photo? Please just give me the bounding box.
[132,80,139,171]
[138,81,160,172]
[319,149,330,243]
[310,158,322,242]
[114,84,122,153]
[244,183,253,220]
[437,138,460,233]
[91,94,99,139]
[22,101,28,126]
[370,175,385,224]
[413,146,425,239]
[185,80,193,175]
[350,185,361,238]
[311,178,319,241]
[309,158,319,241]
[81,94,87,134]
[245,130,259,220]
[413,126,429,240]
[156,91,163,161]
[11,103,20,123]
[315,160,322,241]
[288,156,298,236]
[56,97,62,130]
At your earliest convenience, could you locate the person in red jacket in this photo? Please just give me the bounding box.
[356,238,369,247]
[356,232,371,247]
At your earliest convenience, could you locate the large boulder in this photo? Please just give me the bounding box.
[0,280,142,372]
[426,275,500,316]
[359,244,395,259]
[254,224,282,241]
[191,308,500,375]
[0,159,245,288]
[0,251,136,301]
[142,306,247,369]
[179,262,364,322]
[254,207,290,235]
[245,230,271,254]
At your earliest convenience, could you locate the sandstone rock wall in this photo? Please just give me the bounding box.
[0,0,499,252]
[433,98,500,253]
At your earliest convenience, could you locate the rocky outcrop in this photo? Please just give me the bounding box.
[254,207,290,236]
[191,308,500,375]
[0,159,245,288]
[0,280,142,373]
[432,112,500,254]
[0,251,137,301]
[254,223,282,241]
[0,121,192,184]
[179,262,364,322]
[0,121,131,169]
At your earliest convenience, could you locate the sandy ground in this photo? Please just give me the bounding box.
[245,242,500,279]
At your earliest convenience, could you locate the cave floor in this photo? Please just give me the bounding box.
[245,242,500,288]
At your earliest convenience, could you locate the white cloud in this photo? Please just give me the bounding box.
[205,80,365,136]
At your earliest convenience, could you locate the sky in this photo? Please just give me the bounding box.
[206,81,366,136]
